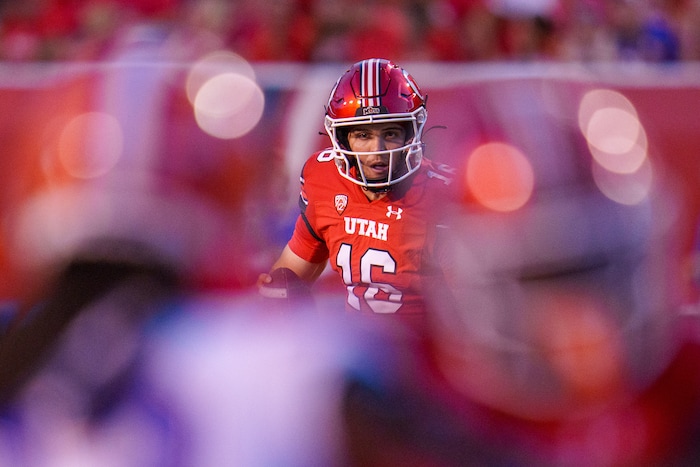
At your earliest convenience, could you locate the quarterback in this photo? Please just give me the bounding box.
[259,58,454,327]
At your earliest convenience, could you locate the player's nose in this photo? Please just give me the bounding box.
[370,136,388,152]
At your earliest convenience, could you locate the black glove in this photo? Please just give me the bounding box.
[258,268,315,313]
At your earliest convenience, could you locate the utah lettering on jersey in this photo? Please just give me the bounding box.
[344,217,389,241]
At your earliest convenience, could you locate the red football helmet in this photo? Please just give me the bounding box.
[324,58,428,190]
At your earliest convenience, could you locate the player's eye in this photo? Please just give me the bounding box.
[350,130,370,139]
[384,128,405,141]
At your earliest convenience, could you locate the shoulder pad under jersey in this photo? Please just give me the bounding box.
[426,162,455,186]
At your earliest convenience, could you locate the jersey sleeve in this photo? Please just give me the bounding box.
[288,214,329,263]
[286,156,330,264]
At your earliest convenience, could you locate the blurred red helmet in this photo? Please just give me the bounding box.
[424,80,687,423]
[324,58,428,190]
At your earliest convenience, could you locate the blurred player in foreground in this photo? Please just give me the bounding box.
[3,63,700,465]
[415,117,700,463]
[6,183,698,465]
[258,58,455,331]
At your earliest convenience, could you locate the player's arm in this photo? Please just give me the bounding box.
[257,157,327,293]
[271,244,327,282]
[257,244,327,288]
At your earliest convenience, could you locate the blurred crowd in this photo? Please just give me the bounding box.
[0,0,699,63]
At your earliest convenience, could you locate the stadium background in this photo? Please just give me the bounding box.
[0,1,699,464]
[0,58,698,306]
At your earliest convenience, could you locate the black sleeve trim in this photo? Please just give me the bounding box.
[297,157,323,243]
[300,209,323,243]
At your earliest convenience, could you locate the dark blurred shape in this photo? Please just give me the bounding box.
[0,239,179,406]
[340,358,521,467]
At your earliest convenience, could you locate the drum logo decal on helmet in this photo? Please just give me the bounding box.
[361,106,383,116]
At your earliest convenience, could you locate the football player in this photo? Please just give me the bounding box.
[258,58,455,330]
[258,59,450,330]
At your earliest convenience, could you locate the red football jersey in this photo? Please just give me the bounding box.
[288,150,454,317]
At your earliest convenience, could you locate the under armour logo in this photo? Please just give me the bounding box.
[386,206,403,219]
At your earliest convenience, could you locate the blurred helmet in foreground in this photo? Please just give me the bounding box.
[428,144,684,421]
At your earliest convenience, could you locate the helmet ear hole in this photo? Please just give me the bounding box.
[402,122,414,143]
[336,128,350,150]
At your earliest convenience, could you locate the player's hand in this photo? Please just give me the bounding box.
[257,268,315,312]
[256,272,272,289]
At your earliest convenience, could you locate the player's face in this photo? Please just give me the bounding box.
[347,123,407,181]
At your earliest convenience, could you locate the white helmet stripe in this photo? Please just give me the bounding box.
[361,58,381,107]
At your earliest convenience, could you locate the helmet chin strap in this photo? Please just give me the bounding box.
[362,182,391,193]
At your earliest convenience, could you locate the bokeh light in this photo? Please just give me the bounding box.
[588,136,648,175]
[57,112,123,179]
[578,88,649,174]
[193,72,265,139]
[592,156,653,205]
[185,50,256,106]
[465,142,534,212]
[578,88,638,129]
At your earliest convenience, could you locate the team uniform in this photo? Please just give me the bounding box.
[287,149,453,319]
[261,58,455,329]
